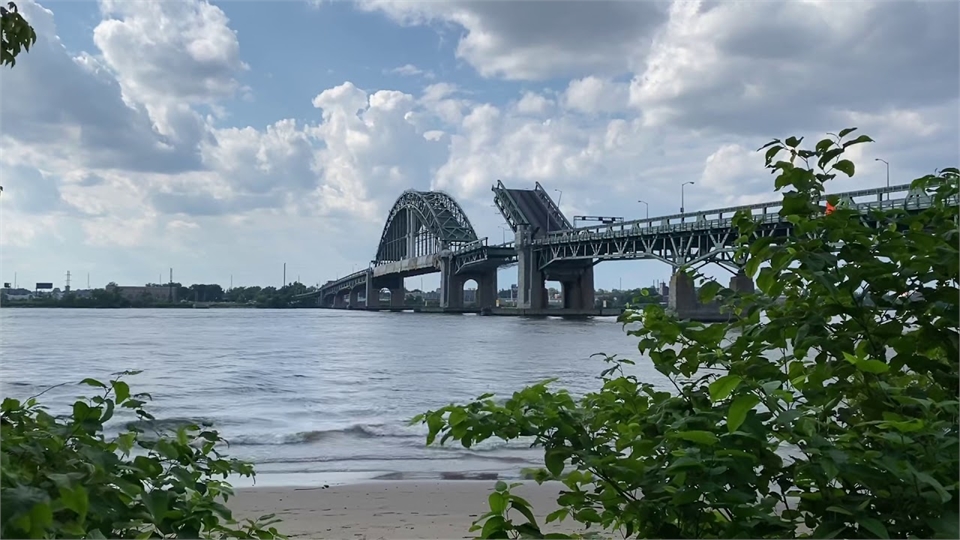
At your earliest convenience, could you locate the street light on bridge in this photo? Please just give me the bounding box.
[680,181,694,215]
[637,199,649,219]
[875,158,890,201]
[546,189,563,235]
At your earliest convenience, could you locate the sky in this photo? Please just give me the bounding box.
[1,0,957,292]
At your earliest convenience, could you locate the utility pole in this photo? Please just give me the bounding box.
[283,263,286,288]
[169,268,173,302]
[87,273,90,289]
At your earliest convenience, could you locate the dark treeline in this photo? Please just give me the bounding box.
[1,282,317,309]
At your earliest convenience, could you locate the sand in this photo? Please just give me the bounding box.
[230,480,576,539]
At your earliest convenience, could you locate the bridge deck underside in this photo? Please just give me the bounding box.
[506,189,568,234]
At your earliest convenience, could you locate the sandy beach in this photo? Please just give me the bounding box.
[230,480,575,539]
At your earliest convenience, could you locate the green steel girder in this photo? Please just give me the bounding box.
[375,190,479,265]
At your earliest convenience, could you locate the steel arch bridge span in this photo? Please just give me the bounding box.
[374,190,479,266]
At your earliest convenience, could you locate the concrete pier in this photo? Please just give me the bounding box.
[668,269,754,321]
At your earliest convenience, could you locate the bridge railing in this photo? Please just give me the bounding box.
[534,193,946,246]
[539,183,922,242]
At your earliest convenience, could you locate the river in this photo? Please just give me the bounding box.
[1,308,673,486]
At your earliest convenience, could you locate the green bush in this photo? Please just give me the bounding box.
[416,129,959,539]
[1,371,284,539]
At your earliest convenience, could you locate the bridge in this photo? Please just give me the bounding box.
[303,182,938,318]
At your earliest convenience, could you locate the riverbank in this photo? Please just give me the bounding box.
[230,480,571,539]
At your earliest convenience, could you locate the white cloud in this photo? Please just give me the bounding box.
[563,76,630,114]
[387,63,435,79]
[0,0,956,289]
[358,0,667,80]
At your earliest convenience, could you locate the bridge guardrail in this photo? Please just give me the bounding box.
[532,192,942,246]
[543,183,918,241]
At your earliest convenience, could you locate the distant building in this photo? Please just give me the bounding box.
[107,284,177,302]
[658,282,670,298]
[1,288,33,301]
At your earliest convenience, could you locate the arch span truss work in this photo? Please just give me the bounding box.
[375,190,479,265]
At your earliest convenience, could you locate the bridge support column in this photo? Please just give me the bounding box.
[389,287,405,308]
[728,270,755,294]
[561,266,595,310]
[365,274,380,309]
[668,270,697,315]
[517,244,546,310]
[334,293,347,309]
[439,256,464,309]
[349,288,360,309]
[476,271,498,310]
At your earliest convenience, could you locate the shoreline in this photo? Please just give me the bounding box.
[230,480,573,539]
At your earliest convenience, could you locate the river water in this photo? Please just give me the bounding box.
[1,308,673,486]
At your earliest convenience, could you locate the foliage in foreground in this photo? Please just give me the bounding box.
[416,129,959,539]
[1,1,37,68]
[1,372,284,539]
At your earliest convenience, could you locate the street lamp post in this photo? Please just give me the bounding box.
[681,181,695,216]
[637,199,649,219]
[875,158,890,201]
[546,189,563,235]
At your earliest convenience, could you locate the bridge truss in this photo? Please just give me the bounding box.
[374,190,479,265]
[534,184,940,271]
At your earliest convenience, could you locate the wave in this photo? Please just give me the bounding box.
[226,423,423,446]
[253,452,534,465]
[223,424,538,453]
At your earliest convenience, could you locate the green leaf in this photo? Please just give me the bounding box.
[59,485,89,522]
[481,515,509,539]
[28,502,53,537]
[80,378,106,388]
[785,136,803,148]
[838,127,858,138]
[914,471,951,503]
[855,359,890,374]
[842,134,874,148]
[100,399,115,424]
[671,430,719,446]
[826,505,853,515]
[545,509,568,524]
[494,480,508,493]
[510,500,538,526]
[708,375,742,402]
[930,513,960,539]
[488,491,507,513]
[544,448,566,477]
[142,488,170,522]
[112,380,130,404]
[834,159,856,177]
[727,394,760,433]
[763,145,784,165]
[857,516,889,539]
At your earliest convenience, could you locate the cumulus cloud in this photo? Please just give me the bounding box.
[1,0,956,288]
[563,76,630,114]
[629,0,960,135]
[358,0,668,80]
